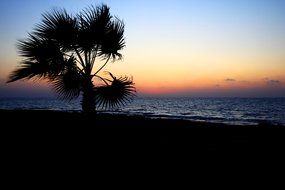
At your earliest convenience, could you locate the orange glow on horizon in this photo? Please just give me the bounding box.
[1,0,285,97]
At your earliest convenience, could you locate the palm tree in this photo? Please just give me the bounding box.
[7,4,135,113]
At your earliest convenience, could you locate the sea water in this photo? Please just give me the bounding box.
[0,97,284,126]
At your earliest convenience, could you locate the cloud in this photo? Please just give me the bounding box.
[264,78,282,86]
[224,78,236,82]
[239,80,251,84]
[267,80,281,85]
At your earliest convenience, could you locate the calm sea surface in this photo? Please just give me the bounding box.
[0,97,284,126]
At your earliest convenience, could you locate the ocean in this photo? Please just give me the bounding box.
[0,97,284,126]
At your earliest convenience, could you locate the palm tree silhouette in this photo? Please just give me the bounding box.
[7,4,135,113]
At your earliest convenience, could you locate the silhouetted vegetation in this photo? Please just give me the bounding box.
[8,4,135,113]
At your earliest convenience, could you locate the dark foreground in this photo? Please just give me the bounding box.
[2,109,285,182]
[2,110,283,187]
[1,109,285,155]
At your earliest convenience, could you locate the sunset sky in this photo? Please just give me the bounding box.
[0,0,285,97]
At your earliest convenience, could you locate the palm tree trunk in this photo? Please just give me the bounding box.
[81,78,96,114]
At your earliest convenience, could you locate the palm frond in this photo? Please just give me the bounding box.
[95,72,135,109]
[77,4,111,52]
[34,8,78,51]
[99,17,125,61]
[8,35,68,83]
[8,54,77,83]
[52,57,83,100]
[7,61,51,83]
[17,34,63,62]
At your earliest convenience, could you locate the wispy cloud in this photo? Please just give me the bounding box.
[224,78,236,82]
[264,78,282,86]
[239,80,251,84]
[267,80,281,85]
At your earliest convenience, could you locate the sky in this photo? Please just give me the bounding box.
[0,0,285,97]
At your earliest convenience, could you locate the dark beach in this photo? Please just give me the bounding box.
[2,108,285,182]
[2,109,285,155]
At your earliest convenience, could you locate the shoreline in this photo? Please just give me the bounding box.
[1,109,283,127]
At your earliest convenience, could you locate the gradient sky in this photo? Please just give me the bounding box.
[0,0,285,97]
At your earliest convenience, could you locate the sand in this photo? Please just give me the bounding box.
[1,109,284,154]
[2,108,285,182]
